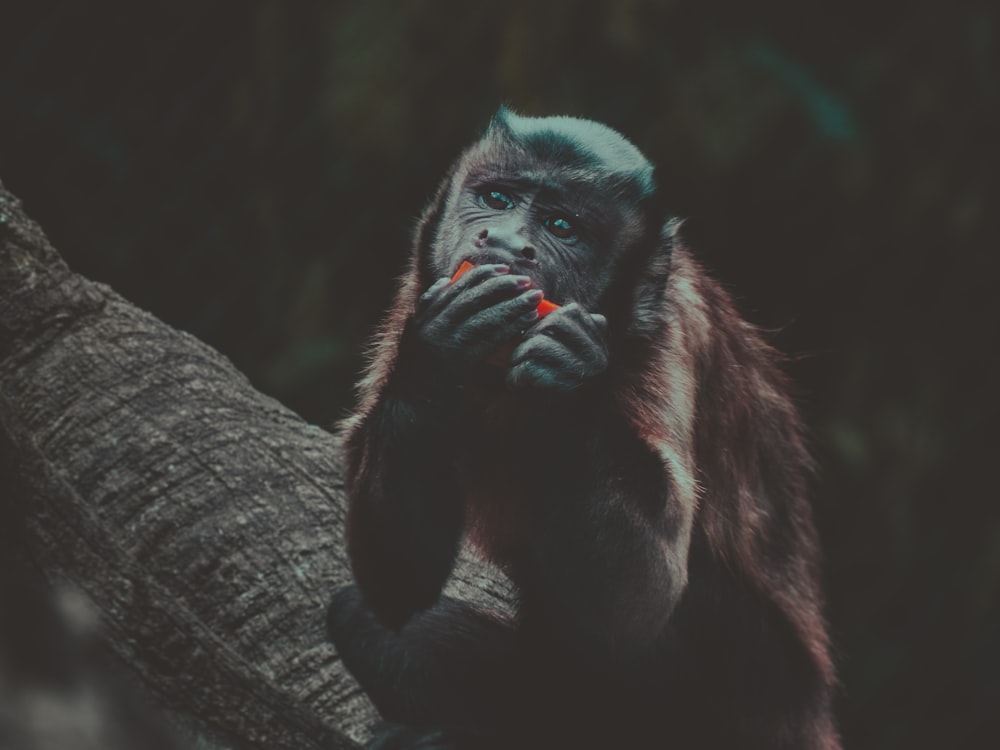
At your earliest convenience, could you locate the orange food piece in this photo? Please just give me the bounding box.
[536,299,559,318]
[450,260,475,282]
[450,261,559,317]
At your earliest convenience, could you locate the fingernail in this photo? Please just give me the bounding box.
[515,277,532,288]
[523,289,544,304]
[493,264,510,273]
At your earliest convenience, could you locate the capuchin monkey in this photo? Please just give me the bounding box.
[327,109,840,750]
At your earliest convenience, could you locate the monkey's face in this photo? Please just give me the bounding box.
[425,113,659,313]
[431,175,632,310]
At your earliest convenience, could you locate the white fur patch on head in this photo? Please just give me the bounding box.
[490,108,656,198]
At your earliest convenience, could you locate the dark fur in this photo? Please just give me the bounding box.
[328,109,839,749]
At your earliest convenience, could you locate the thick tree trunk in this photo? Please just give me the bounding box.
[0,180,514,749]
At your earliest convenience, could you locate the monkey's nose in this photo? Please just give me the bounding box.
[475,228,537,265]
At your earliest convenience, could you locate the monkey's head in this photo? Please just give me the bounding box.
[417,109,671,322]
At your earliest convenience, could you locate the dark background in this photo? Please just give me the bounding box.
[1,2,996,748]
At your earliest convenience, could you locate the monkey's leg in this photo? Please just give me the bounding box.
[327,586,530,743]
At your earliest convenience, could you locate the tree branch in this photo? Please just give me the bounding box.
[0,180,514,749]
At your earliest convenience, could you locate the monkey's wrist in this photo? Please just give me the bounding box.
[514,375,612,414]
[397,326,471,386]
[386,348,466,411]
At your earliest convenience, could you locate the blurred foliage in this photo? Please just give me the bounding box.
[1,1,997,748]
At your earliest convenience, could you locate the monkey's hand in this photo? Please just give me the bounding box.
[507,303,608,391]
[404,263,543,377]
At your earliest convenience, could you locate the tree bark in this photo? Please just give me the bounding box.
[0,180,514,749]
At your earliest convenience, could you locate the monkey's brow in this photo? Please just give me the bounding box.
[465,172,538,191]
[467,171,609,207]
[468,165,599,188]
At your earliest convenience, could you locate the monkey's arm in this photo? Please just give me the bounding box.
[344,371,465,630]
[509,305,689,666]
[345,264,542,629]
[523,404,687,669]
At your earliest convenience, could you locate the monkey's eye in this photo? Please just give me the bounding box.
[544,215,575,239]
[478,189,515,211]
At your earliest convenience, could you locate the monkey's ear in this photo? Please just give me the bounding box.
[487,105,515,136]
[627,218,682,339]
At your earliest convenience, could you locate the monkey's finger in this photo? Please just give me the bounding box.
[449,287,541,331]
[447,263,511,295]
[511,333,606,376]
[419,265,515,322]
[506,354,584,391]
[518,323,608,373]
[424,264,518,323]
[590,313,608,333]
[532,301,588,331]
[422,262,506,306]
[546,302,605,330]
[531,304,608,352]
[441,273,535,322]
[418,277,452,307]
[509,335,570,368]
[452,291,542,354]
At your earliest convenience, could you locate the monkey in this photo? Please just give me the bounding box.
[327,108,840,750]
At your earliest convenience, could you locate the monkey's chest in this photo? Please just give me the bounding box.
[463,484,530,564]
[454,400,541,565]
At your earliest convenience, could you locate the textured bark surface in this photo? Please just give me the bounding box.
[0,180,514,749]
